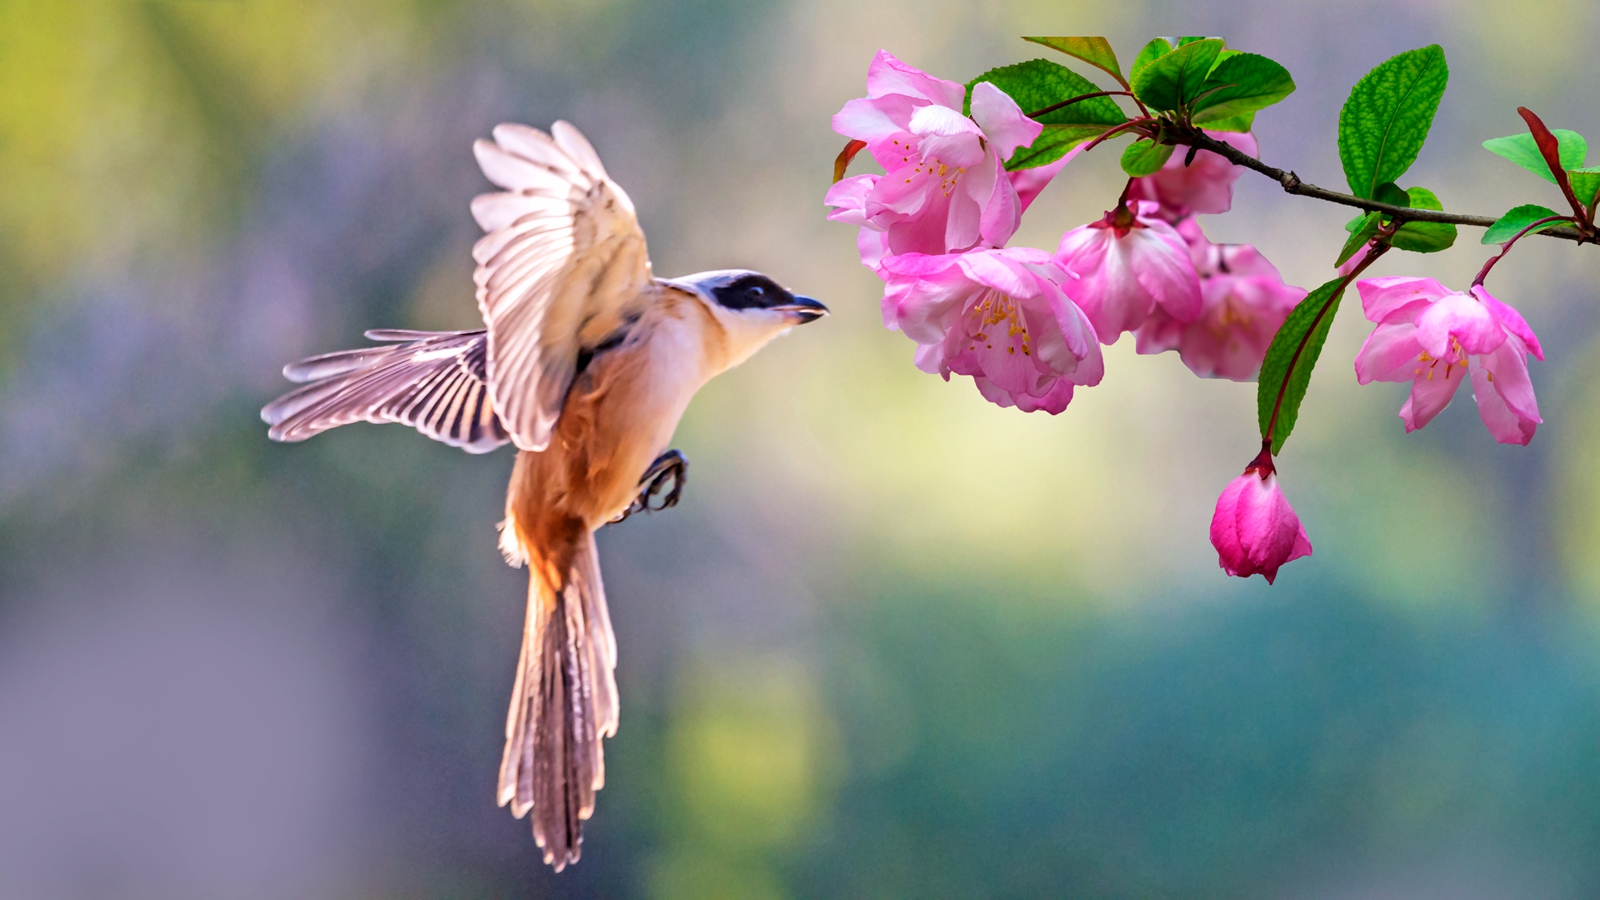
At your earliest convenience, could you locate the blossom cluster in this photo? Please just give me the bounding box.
[827,51,1304,415]
[827,50,1546,585]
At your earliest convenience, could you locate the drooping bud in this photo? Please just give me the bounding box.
[1209,449,1312,584]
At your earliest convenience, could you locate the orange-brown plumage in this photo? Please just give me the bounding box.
[261,121,825,873]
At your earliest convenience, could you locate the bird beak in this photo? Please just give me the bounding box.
[774,295,829,324]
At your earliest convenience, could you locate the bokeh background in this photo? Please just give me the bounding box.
[3,1,1600,897]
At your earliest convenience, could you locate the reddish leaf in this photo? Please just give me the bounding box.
[833,140,867,184]
[1517,107,1586,217]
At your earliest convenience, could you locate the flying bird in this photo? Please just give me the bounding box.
[260,121,827,870]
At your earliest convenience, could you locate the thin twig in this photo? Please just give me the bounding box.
[1473,215,1572,285]
[1184,130,1595,245]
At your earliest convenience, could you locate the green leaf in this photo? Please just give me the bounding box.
[1189,52,1296,124]
[967,59,1127,170]
[1129,38,1173,84]
[1481,203,1566,244]
[1568,166,1600,207]
[1257,277,1349,453]
[1023,36,1123,83]
[1120,139,1174,176]
[1337,211,1381,266]
[1210,48,1242,71]
[1131,37,1223,111]
[1390,186,1456,253]
[1374,181,1410,207]
[1176,35,1213,46]
[1202,111,1256,133]
[1337,45,1449,199]
[1483,130,1587,184]
[1007,124,1108,169]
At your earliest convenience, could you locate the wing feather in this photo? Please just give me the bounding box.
[471,121,653,452]
[260,330,512,453]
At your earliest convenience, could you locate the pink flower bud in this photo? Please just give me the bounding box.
[1209,455,1312,584]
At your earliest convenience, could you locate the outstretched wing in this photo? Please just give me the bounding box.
[261,329,512,453]
[471,121,654,452]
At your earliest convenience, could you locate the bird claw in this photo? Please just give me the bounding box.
[610,450,687,524]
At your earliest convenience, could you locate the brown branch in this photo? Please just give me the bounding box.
[1184,130,1596,245]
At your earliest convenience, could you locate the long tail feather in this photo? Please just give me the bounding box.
[498,528,616,871]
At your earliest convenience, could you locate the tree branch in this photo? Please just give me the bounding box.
[1184,130,1595,245]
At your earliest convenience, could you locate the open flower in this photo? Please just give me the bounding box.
[1126,131,1259,222]
[1352,277,1543,445]
[882,247,1103,413]
[826,50,1043,269]
[1210,453,1312,584]
[1055,200,1202,344]
[1135,219,1305,380]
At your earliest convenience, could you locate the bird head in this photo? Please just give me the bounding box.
[665,269,828,369]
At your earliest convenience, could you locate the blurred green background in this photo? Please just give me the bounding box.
[3,1,1600,897]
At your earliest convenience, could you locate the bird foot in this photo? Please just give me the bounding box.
[610,450,687,524]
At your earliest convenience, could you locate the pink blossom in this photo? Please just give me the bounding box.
[1352,277,1543,444]
[1055,200,1202,344]
[1210,454,1312,584]
[826,50,1043,268]
[881,247,1103,413]
[1135,219,1306,380]
[1126,131,1259,222]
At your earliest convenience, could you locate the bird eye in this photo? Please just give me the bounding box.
[749,285,765,298]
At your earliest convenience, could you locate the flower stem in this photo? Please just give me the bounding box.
[1473,214,1574,286]
[1082,117,1157,153]
[1245,439,1275,479]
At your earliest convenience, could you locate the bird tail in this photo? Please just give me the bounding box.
[497,522,618,871]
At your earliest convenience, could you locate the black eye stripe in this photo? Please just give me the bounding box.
[711,275,793,310]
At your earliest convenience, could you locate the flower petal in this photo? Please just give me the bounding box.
[1473,286,1544,361]
[1414,291,1506,358]
[969,81,1042,161]
[824,174,877,225]
[833,96,905,145]
[1357,276,1449,324]
[1399,363,1465,432]
[1209,475,1249,575]
[1469,337,1541,445]
[1126,219,1203,323]
[956,248,1038,297]
[1354,323,1424,384]
[866,49,966,109]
